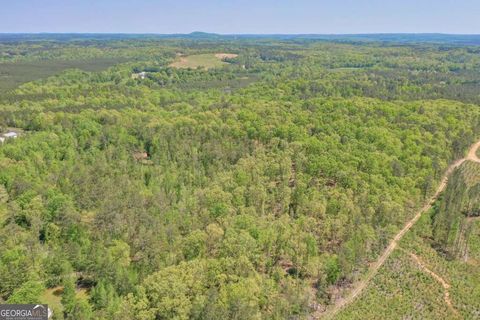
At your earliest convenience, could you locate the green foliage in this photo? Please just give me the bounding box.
[431,161,480,259]
[0,59,126,94]
[1,36,480,319]
[324,255,341,285]
[338,204,480,319]
[66,299,93,320]
[7,281,44,304]
[61,278,76,315]
[124,258,299,319]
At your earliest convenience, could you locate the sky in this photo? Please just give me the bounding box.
[0,0,479,34]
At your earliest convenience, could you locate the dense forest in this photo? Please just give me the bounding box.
[1,35,480,319]
[432,161,480,259]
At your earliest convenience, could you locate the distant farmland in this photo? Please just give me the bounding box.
[169,53,238,69]
[0,58,125,93]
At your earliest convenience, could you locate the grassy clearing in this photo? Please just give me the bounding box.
[0,58,125,93]
[40,286,89,315]
[169,53,237,69]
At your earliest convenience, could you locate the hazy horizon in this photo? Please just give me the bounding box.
[1,0,479,34]
[1,32,480,36]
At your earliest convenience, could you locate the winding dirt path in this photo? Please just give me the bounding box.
[407,251,459,316]
[317,139,480,319]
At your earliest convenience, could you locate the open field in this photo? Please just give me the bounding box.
[0,58,125,93]
[40,286,89,315]
[169,53,237,69]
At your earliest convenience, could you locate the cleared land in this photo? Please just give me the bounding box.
[317,139,480,319]
[335,211,480,319]
[333,157,480,319]
[407,251,458,315]
[169,53,238,69]
[40,286,89,315]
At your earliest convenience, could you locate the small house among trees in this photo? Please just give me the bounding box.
[0,131,18,144]
[131,72,147,80]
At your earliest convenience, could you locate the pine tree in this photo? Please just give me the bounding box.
[61,278,76,316]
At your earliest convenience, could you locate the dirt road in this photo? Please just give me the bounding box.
[407,251,460,317]
[317,139,480,319]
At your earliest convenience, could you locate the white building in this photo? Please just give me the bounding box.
[0,131,18,144]
[132,72,147,80]
[3,132,17,138]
